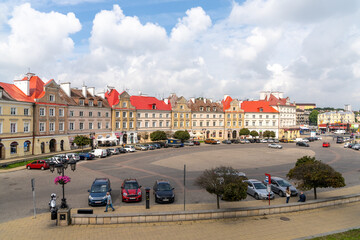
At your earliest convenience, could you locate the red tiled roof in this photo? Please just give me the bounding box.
[25,75,45,99]
[0,82,34,102]
[130,96,171,111]
[266,94,294,106]
[221,96,233,110]
[241,100,278,113]
[105,89,120,107]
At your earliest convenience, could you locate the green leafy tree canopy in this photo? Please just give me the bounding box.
[173,130,190,142]
[73,135,91,151]
[150,131,167,141]
[239,128,250,137]
[250,130,259,137]
[309,110,319,126]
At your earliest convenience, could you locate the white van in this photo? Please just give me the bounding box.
[295,138,303,143]
[91,149,107,158]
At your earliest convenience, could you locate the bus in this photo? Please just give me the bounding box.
[166,139,182,148]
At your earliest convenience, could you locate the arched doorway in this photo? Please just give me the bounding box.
[49,139,56,152]
[24,141,31,153]
[60,140,64,151]
[206,131,210,138]
[227,131,231,139]
[130,133,134,144]
[41,142,45,154]
[0,143,4,159]
[123,134,127,144]
[232,130,237,139]
[10,142,18,154]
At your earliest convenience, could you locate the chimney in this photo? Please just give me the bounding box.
[164,99,169,104]
[97,91,105,99]
[223,95,229,101]
[14,78,30,96]
[259,91,267,100]
[88,87,95,97]
[209,98,213,103]
[82,84,87,98]
[203,98,207,103]
[60,82,71,97]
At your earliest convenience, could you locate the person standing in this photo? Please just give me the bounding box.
[298,192,306,202]
[285,186,291,204]
[104,192,115,212]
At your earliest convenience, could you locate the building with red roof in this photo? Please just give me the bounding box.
[222,95,244,139]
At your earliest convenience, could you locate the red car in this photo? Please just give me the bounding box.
[121,179,142,202]
[26,160,49,170]
[193,141,200,145]
[323,142,330,148]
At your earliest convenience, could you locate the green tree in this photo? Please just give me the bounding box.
[73,135,91,152]
[270,131,276,138]
[309,110,319,126]
[195,166,247,209]
[239,128,250,138]
[250,130,259,138]
[263,130,271,138]
[150,131,167,141]
[173,130,190,142]
[287,156,345,199]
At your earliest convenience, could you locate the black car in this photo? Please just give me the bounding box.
[296,141,309,147]
[248,139,255,143]
[153,180,175,203]
[222,139,232,144]
[154,142,168,148]
[231,139,240,144]
[117,147,127,153]
[88,178,111,206]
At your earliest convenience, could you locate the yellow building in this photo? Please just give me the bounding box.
[317,111,355,125]
[168,94,192,133]
[222,96,244,139]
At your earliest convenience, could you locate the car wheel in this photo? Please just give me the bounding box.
[41,166,44,170]
[254,193,259,200]
[27,166,31,170]
[279,191,284,197]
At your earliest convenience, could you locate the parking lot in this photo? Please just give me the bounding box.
[1,136,360,223]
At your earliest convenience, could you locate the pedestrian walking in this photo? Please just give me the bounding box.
[104,192,115,212]
[298,191,306,202]
[285,186,291,204]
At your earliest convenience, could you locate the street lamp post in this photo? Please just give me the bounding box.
[49,160,76,209]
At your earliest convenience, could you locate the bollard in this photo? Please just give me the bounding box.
[145,187,150,209]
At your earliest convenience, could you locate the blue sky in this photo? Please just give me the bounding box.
[1,0,360,109]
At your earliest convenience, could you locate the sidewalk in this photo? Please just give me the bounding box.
[1,185,360,240]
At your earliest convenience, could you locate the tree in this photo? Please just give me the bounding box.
[250,130,259,138]
[73,135,91,151]
[287,156,345,199]
[270,131,276,138]
[309,110,319,126]
[263,130,271,138]
[173,130,190,142]
[195,166,247,209]
[239,128,250,138]
[150,131,167,141]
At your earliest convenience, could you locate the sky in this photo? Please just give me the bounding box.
[1,0,360,109]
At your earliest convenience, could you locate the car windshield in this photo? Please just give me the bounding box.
[124,182,139,189]
[253,182,266,189]
[277,180,291,187]
[157,183,172,191]
[91,184,108,193]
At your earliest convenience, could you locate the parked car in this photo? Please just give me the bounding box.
[49,155,67,163]
[154,142,168,148]
[78,152,95,160]
[222,139,232,144]
[231,139,240,144]
[26,160,49,170]
[184,141,195,146]
[105,148,112,156]
[193,141,200,145]
[121,179,142,202]
[260,139,268,143]
[214,168,246,178]
[273,139,279,143]
[153,180,175,203]
[296,141,309,147]
[88,178,111,206]
[280,139,288,143]
[153,143,161,149]
[352,144,360,150]
[65,153,80,162]
[91,149,107,158]
[204,139,217,144]
[116,147,127,153]
[268,143,282,149]
[255,139,261,143]
[244,139,250,144]
[266,177,298,197]
[322,142,330,148]
[108,148,120,155]
[144,144,155,150]
[167,139,182,147]
[248,139,255,143]
[267,139,274,143]
[124,145,136,152]
[135,144,147,151]
[244,179,275,200]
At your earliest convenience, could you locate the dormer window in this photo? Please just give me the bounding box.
[49,94,55,102]
[79,100,84,106]
[152,104,156,110]
[89,100,93,106]
[98,101,102,107]
[200,107,204,111]
[206,107,210,111]
[213,107,216,111]
[123,102,127,108]
[180,105,184,109]
[259,108,263,112]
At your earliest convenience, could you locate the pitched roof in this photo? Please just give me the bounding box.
[25,75,45,99]
[0,82,34,102]
[105,89,120,107]
[266,94,294,106]
[221,96,233,110]
[130,96,171,111]
[188,98,223,112]
[241,100,278,113]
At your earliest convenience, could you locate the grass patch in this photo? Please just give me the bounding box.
[311,229,360,239]
[1,159,36,169]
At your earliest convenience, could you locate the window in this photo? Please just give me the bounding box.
[97,122,101,129]
[227,121,230,127]
[159,121,163,127]
[106,122,109,129]
[180,113,184,118]
[227,114,230,118]
[219,121,223,126]
[266,115,269,119]
[105,112,109,117]
[193,114,196,118]
[24,122,30,132]
[24,141,30,152]
[200,121,203,127]
[186,121,189,127]
[10,142,18,154]
[166,121,170,127]
[174,121,178,127]
[145,122,149,128]
[89,122,93,129]
[193,121,196,127]
[89,112,93,117]
[123,122,127,128]
[49,94,55,102]
[252,121,255,126]
[207,114,210,118]
[200,107,204,111]
[129,112,133,118]
[129,122,133,128]
[213,107,216,111]
[0,122,2,133]
[219,131,223,138]
[89,100,93,106]
[24,108,29,116]
[40,122,46,132]
[79,111,84,117]
[152,121,156,127]
[273,115,276,119]
[206,107,210,111]
[245,121,249,126]
[69,111,74,117]
[239,114,242,118]
[180,105,184,109]
[98,101,102,107]
[152,113,156,118]
[259,121,262,126]
[79,122,84,130]
[11,107,16,115]
[152,104,156,109]
[213,121,216,126]
[116,112,120,118]
[233,107,236,111]
[252,115,255,118]
[259,115,262,119]
[233,121,236,126]
[273,121,276,126]
[59,108,64,117]
[116,122,120,129]
[59,122,64,131]
[98,112,101,117]
[259,108,263,112]
[206,121,210,127]
[10,122,17,133]
[239,121,242,126]
[49,122,55,132]
[137,113,141,118]
[137,121,141,128]
[122,102,127,107]
[166,114,169,118]
[79,100,84,106]
[49,108,55,117]
[180,122,183,127]
[174,113,178,118]
[69,122,74,130]
[186,113,189,118]
[0,106,2,115]
[145,113,148,118]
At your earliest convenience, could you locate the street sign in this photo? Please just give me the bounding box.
[267,184,271,193]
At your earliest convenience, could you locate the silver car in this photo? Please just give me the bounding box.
[184,141,195,146]
[268,143,282,149]
[267,177,298,197]
[244,179,275,200]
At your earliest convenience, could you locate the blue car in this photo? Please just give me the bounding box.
[79,152,95,160]
[153,180,175,203]
[88,178,111,206]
